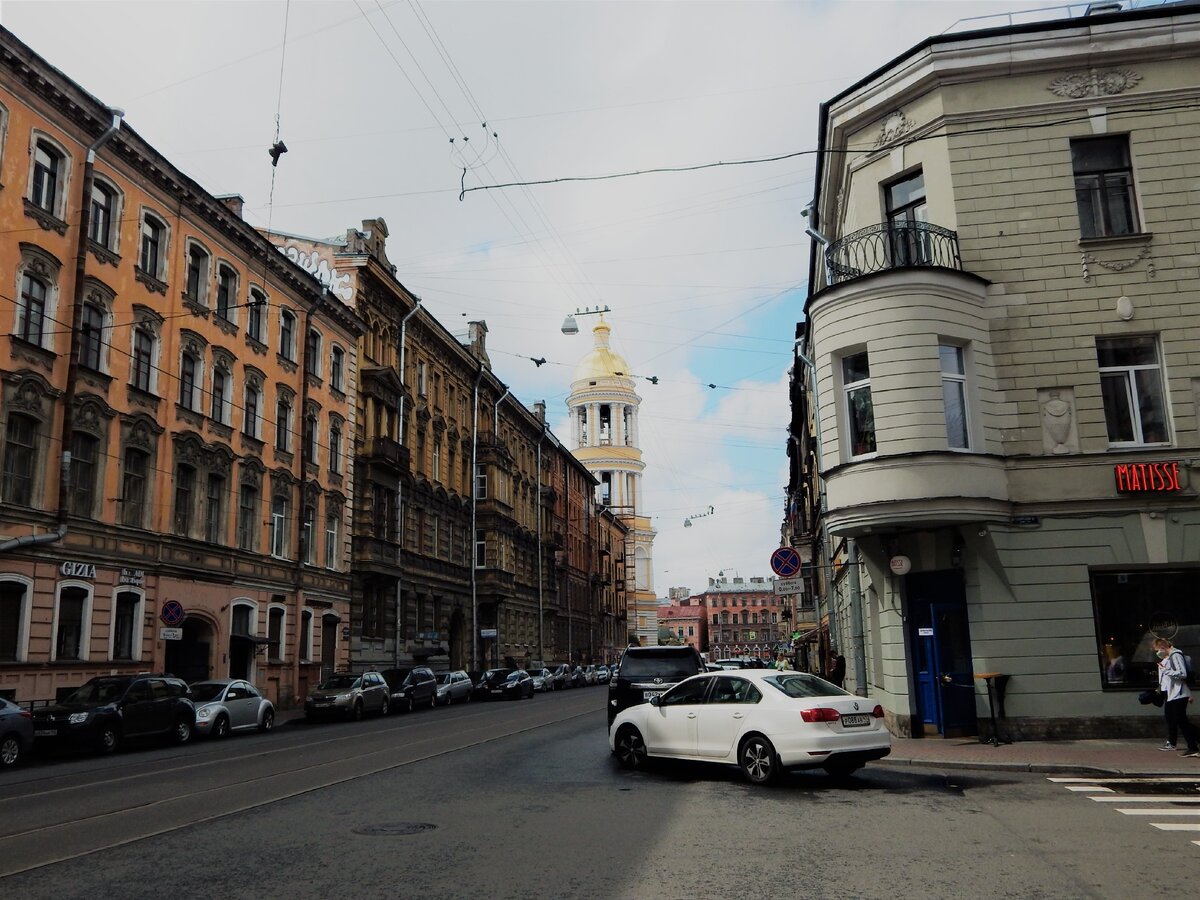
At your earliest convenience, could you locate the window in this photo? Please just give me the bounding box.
[2,414,37,506]
[433,440,441,482]
[842,351,876,457]
[1097,336,1168,445]
[325,511,339,569]
[373,486,396,541]
[474,464,487,499]
[0,579,29,662]
[112,591,140,661]
[17,273,48,345]
[69,432,99,517]
[90,181,117,248]
[304,412,318,462]
[216,265,236,321]
[140,214,166,277]
[237,484,258,551]
[32,140,62,213]
[244,383,261,439]
[205,473,225,543]
[305,329,321,376]
[1093,569,1199,690]
[179,351,200,410]
[132,327,155,392]
[417,361,427,396]
[1072,136,1139,238]
[885,170,929,266]
[300,609,313,661]
[174,464,195,535]
[268,607,284,661]
[475,529,486,568]
[55,585,89,661]
[301,504,315,564]
[330,346,344,392]
[275,396,292,451]
[271,494,289,558]
[329,422,342,474]
[186,245,209,302]
[79,300,106,371]
[121,448,148,527]
[211,366,230,424]
[248,289,266,342]
[940,343,969,450]
[279,309,296,360]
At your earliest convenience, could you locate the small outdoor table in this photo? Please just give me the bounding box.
[975,672,1011,746]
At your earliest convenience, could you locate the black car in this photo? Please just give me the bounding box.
[382,667,438,712]
[30,674,196,754]
[608,645,704,727]
[0,697,33,768]
[476,668,534,700]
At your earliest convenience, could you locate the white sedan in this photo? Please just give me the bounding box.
[608,669,890,784]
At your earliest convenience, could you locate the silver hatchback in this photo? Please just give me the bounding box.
[190,680,275,738]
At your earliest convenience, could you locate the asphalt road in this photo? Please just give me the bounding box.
[1,688,1194,899]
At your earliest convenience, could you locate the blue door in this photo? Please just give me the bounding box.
[908,571,976,737]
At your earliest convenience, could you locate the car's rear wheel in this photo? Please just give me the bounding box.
[738,735,779,785]
[259,710,274,732]
[351,700,364,722]
[172,717,193,746]
[380,697,390,717]
[96,724,120,755]
[823,760,862,779]
[213,715,230,739]
[1,733,22,768]
[614,725,647,770]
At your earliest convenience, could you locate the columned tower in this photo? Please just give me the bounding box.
[567,318,657,647]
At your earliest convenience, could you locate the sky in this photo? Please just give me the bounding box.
[1,0,1055,597]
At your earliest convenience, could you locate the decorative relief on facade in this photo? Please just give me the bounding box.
[1048,68,1142,99]
[1039,388,1078,456]
[873,110,914,148]
[1080,246,1154,282]
[22,197,68,235]
[134,267,168,296]
[87,239,120,267]
[1116,295,1135,321]
[281,245,353,301]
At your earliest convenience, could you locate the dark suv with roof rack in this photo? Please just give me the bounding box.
[30,674,195,754]
[608,645,704,727]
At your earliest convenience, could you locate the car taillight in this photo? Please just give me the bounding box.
[20,709,32,719]
[800,707,841,723]
[871,705,885,718]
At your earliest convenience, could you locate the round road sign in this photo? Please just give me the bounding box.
[770,546,802,578]
[160,599,185,627]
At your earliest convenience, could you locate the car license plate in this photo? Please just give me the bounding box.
[491,689,503,694]
[643,690,664,701]
[34,729,57,737]
[841,714,870,727]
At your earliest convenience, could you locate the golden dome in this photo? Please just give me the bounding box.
[573,319,631,382]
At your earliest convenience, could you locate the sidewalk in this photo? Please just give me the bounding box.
[882,736,1200,776]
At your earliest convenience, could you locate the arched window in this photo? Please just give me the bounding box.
[89,180,118,249]
[132,327,155,392]
[275,394,292,451]
[329,420,342,474]
[243,381,261,439]
[305,328,321,376]
[248,288,266,342]
[268,605,286,662]
[330,346,345,392]
[299,608,313,661]
[79,299,106,371]
[17,272,48,345]
[140,213,167,278]
[110,589,144,662]
[186,243,210,304]
[179,348,201,410]
[279,309,296,361]
[31,139,63,213]
[53,582,93,661]
[216,264,237,322]
[0,576,32,663]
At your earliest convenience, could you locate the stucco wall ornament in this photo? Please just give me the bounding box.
[282,245,353,302]
[1048,69,1142,99]
[1040,389,1077,456]
[873,111,915,149]
[1080,246,1154,282]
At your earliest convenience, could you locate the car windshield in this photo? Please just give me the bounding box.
[483,670,511,683]
[389,669,412,681]
[438,674,453,684]
[63,678,131,705]
[620,654,701,679]
[319,675,359,690]
[190,683,227,702]
[763,673,848,699]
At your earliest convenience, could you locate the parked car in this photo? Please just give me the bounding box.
[548,664,573,690]
[531,668,555,692]
[382,667,438,712]
[435,670,474,706]
[596,665,611,684]
[0,697,33,768]
[581,665,599,686]
[190,679,274,738]
[30,674,195,754]
[570,666,587,689]
[611,670,890,784]
[305,671,390,721]
[477,668,534,700]
[608,644,705,727]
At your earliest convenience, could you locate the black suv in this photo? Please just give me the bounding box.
[382,667,438,712]
[608,645,704,727]
[30,674,196,754]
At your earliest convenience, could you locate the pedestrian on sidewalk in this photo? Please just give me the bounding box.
[1154,638,1199,757]
[827,652,846,689]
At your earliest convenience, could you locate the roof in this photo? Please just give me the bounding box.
[573,318,631,382]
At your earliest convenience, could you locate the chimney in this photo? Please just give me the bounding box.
[214,194,245,219]
[468,320,491,368]
[534,400,546,422]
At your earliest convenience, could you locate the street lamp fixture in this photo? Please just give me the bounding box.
[561,305,612,335]
[683,505,714,528]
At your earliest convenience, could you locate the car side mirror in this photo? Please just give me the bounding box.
[649,694,662,707]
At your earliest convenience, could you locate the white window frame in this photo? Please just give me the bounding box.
[215,261,239,325]
[267,602,287,663]
[0,574,34,663]
[324,510,339,570]
[248,287,267,343]
[840,349,877,461]
[475,529,486,569]
[130,324,159,394]
[138,208,170,280]
[179,349,204,411]
[89,175,124,252]
[230,598,259,682]
[271,494,290,559]
[107,586,145,662]
[279,308,296,361]
[432,440,441,482]
[27,131,71,220]
[1097,335,1171,448]
[939,342,970,451]
[299,607,315,662]
[474,464,487,500]
[330,345,345,392]
[51,579,94,663]
[417,361,427,397]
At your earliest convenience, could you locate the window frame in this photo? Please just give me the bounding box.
[2,412,39,507]
[17,271,49,347]
[89,178,120,250]
[237,482,259,552]
[139,211,169,280]
[840,350,877,460]
[270,493,290,559]
[51,581,93,662]
[121,446,149,527]
[1096,335,1170,447]
[30,137,65,215]
[79,299,107,372]
[0,575,34,663]
[267,604,286,663]
[939,342,970,451]
[1071,134,1141,239]
[109,588,145,662]
[279,309,296,361]
[131,326,157,393]
[69,430,100,518]
[247,288,267,343]
[205,472,226,544]
[330,345,345,392]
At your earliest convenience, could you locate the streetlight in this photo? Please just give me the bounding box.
[561,305,611,335]
[683,505,714,528]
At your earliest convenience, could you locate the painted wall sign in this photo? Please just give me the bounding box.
[59,560,96,579]
[1114,461,1181,493]
[281,245,354,301]
[118,568,145,586]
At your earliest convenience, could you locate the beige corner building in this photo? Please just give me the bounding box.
[567,319,657,647]
[788,3,1200,740]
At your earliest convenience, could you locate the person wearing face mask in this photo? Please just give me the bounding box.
[1153,638,1198,757]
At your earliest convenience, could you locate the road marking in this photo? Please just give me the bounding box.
[1151,823,1200,831]
[1117,808,1200,816]
[1092,796,1200,803]
[1066,785,1113,792]
[1050,775,1200,851]
[1050,776,1200,783]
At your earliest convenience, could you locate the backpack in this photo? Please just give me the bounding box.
[1184,652,1196,690]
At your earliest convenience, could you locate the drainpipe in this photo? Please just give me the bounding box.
[58,106,124,530]
[536,415,546,666]
[469,361,485,671]
[394,298,421,668]
[847,536,868,696]
[491,386,510,668]
[296,290,326,567]
[0,524,68,554]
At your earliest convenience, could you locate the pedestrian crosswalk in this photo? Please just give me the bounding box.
[1050,777,1200,849]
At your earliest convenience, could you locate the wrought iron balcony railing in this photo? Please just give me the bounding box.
[824,221,963,287]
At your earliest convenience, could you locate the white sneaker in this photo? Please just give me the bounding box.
[1159,743,1177,751]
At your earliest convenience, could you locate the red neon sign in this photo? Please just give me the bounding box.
[1114,462,1181,493]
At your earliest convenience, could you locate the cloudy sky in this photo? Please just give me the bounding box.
[3,0,1051,597]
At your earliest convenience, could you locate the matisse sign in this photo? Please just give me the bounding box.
[1113,461,1182,493]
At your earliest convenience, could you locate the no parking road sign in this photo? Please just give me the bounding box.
[160,599,185,627]
[770,546,802,578]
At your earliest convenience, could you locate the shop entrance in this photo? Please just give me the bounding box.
[908,570,976,737]
[164,617,213,684]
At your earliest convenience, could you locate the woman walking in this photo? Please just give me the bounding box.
[1154,638,1199,757]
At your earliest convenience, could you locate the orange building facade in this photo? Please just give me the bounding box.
[0,28,362,706]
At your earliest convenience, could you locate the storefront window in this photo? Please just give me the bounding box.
[1092,569,1200,689]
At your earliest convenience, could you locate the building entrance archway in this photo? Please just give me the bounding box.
[165,616,213,684]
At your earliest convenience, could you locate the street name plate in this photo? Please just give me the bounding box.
[160,627,182,641]
[774,577,805,595]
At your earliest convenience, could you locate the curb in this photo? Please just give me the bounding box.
[878,757,1123,777]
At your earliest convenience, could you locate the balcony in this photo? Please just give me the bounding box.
[362,437,410,473]
[824,221,962,287]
